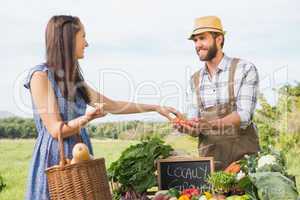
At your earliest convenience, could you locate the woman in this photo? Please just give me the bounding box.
[24,15,181,200]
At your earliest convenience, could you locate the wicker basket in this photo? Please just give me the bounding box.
[45,127,112,200]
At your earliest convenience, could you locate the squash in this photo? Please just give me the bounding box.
[72,143,90,162]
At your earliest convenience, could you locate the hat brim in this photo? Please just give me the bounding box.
[188,28,225,40]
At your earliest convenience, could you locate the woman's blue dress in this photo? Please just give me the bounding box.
[24,64,94,200]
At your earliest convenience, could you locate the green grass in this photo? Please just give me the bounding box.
[92,139,138,166]
[0,139,33,200]
[0,139,138,200]
[0,137,299,199]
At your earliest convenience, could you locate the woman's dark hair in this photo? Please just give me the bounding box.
[45,15,90,103]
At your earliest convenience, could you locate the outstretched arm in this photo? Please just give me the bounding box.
[84,82,183,120]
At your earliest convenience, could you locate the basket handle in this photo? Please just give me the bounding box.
[58,122,66,167]
[57,122,84,167]
[74,132,83,144]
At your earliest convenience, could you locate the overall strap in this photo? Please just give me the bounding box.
[191,70,204,113]
[228,58,239,108]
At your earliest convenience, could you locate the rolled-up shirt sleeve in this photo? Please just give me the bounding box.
[236,63,259,129]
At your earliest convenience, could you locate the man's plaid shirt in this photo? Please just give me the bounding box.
[188,54,259,129]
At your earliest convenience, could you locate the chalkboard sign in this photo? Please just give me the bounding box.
[157,157,214,192]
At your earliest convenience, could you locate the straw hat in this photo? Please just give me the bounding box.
[188,16,225,40]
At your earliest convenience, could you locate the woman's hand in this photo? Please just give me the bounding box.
[155,106,184,121]
[85,103,107,121]
[65,103,107,135]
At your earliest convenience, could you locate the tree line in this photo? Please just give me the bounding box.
[1,83,300,151]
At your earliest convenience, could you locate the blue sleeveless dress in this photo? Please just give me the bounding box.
[24,64,94,200]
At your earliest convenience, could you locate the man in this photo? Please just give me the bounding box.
[175,16,260,170]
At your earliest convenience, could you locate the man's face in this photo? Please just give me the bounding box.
[192,32,219,61]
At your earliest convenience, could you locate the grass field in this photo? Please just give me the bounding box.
[0,135,197,200]
[0,135,299,200]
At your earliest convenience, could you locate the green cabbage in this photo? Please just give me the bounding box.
[249,172,298,200]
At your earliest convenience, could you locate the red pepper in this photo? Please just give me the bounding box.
[181,188,200,198]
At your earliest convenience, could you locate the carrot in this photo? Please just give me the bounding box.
[172,117,196,127]
[224,161,241,174]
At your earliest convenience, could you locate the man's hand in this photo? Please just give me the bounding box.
[173,123,200,137]
[173,118,212,137]
[190,118,213,130]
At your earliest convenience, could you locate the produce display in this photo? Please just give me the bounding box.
[224,162,241,174]
[151,147,299,200]
[106,133,299,200]
[240,148,299,200]
[108,137,173,200]
[152,188,204,200]
[207,171,236,194]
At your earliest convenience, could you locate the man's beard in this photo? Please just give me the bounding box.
[198,40,218,61]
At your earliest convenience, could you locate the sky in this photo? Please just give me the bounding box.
[1,0,299,122]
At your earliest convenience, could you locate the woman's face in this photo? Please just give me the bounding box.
[75,23,88,59]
